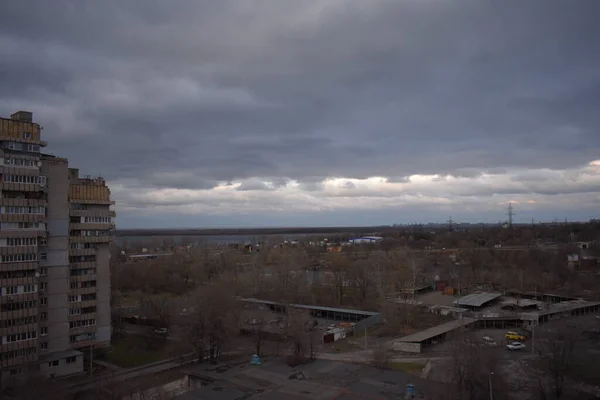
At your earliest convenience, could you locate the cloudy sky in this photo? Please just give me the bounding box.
[2,1,599,228]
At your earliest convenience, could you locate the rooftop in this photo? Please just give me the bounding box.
[396,317,476,343]
[241,298,380,317]
[453,292,502,307]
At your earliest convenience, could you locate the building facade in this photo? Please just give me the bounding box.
[0,111,114,381]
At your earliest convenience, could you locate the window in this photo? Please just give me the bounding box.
[83,216,112,224]
[1,300,37,312]
[40,252,47,261]
[39,238,47,246]
[2,331,37,344]
[3,157,38,167]
[40,297,47,306]
[69,319,96,329]
[0,347,36,361]
[69,308,81,315]
[39,282,47,291]
[9,368,22,376]
[0,284,37,296]
[1,253,38,263]
[48,360,59,367]
[27,144,40,153]
[66,356,76,364]
[40,342,48,351]
[40,312,48,321]
[0,270,36,279]
[39,268,48,276]
[22,132,32,139]
[69,332,95,343]
[40,327,48,336]
[5,237,38,246]
[1,316,36,328]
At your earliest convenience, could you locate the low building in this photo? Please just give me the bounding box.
[453,292,502,310]
[348,236,383,244]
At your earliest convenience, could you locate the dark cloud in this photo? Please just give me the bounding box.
[1,1,600,226]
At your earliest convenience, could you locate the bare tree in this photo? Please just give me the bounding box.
[175,284,240,362]
[537,327,578,399]
[283,309,319,366]
[449,330,502,400]
[371,341,393,369]
[244,306,272,356]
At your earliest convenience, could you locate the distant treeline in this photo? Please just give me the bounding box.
[115,226,391,237]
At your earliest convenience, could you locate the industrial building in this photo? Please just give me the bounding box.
[0,111,114,381]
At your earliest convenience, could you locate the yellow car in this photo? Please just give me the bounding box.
[505,331,526,341]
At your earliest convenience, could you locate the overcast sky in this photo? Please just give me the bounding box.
[2,1,599,228]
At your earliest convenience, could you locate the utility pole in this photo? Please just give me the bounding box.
[90,345,93,378]
[532,323,535,356]
[488,372,494,400]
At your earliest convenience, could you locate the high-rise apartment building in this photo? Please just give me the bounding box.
[0,111,114,381]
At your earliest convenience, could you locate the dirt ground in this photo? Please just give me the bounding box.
[415,291,458,306]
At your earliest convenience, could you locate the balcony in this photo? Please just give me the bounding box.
[0,229,46,239]
[69,261,96,269]
[70,236,112,244]
[0,261,39,272]
[0,214,45,223]
[0,245,38,256]
[70,339,97,350]
[0,351,38,368]
[0,338,38,353]
[68,312,96,321]
[0,322,38,338]
[70,273,97,282]
[0,292,38,304]
[69,223,115,230]
[69,248,97,256]
[0,198,46,207]
[0,307,37,321]
[69,287,97,296]
[0,182,45,192]
[0,276,37,286]
[69,209,116,218]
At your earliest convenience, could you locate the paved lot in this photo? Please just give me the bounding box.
[178,357,449,399]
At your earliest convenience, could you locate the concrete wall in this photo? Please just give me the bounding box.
[41,158,71,354]
[392,341,421,353]
[39,353,83,378]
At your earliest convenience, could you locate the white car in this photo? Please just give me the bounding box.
[506,342,525,351]
[154,328,169,335]
[482,336,497,347]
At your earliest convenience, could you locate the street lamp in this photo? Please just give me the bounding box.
[488,372,494,400]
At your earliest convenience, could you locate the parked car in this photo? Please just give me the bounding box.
[154,328,169,335]
[482,336,497,347]
[506,342,526,351]
[505,331,526,341]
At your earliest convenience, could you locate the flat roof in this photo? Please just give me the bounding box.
[39,349,82,361]
[396,317,476,343]
[501,299,542,307]
[241,298,380,316]
[453,292,502,307]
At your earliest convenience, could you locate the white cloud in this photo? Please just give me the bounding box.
[111,160,600,221]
